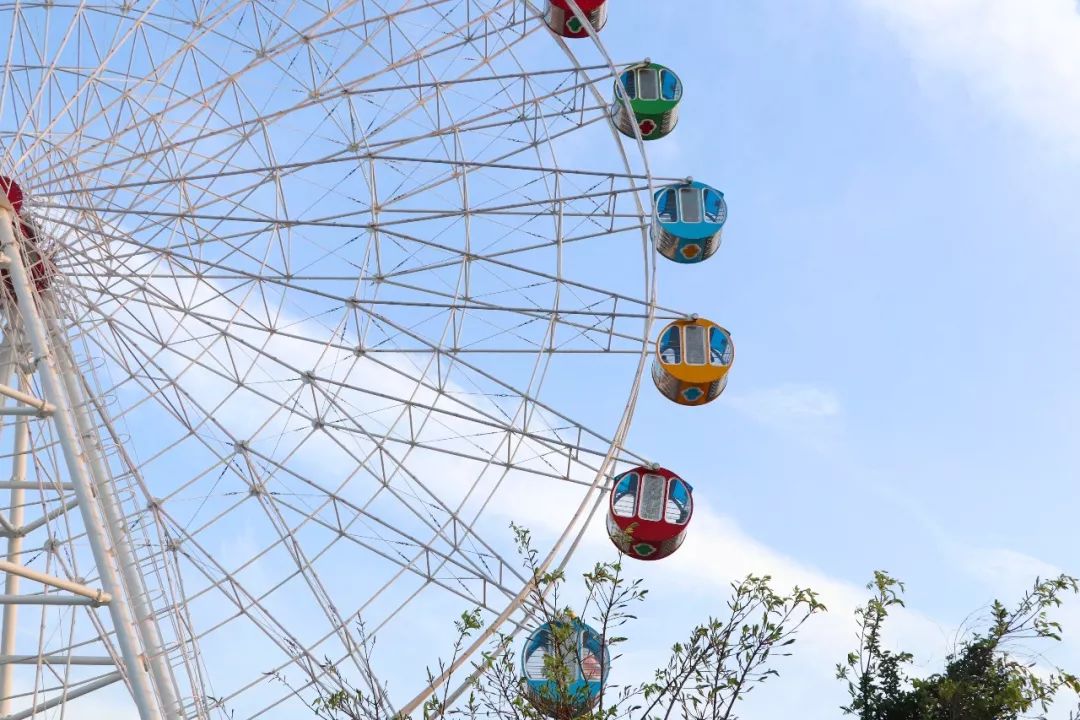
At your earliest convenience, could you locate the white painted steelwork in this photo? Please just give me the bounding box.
[0,0,688,717]
[0,210,164,718]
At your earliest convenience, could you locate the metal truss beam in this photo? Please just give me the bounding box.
[0,208,168,719]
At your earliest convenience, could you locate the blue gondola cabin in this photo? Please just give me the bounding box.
[522,617,609,719]
[652,181,727,264]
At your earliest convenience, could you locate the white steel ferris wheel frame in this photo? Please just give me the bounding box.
[0,0,688,718]
[0,204,176,718]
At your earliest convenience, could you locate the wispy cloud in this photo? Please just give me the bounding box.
[726,382,842,453]
[729,383,840,424]
[853,0,1080,153]
[957,545,1064,597]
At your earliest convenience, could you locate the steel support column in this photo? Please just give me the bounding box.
[0,348,22,715]
[0,209,163,719]
[50,322,183,719]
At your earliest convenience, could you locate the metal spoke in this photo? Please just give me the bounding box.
[0,0,669,717]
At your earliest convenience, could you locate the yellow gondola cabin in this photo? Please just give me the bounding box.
[651,317,733,406]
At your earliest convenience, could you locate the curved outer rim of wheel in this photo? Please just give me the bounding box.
[395,1,662,714]
[0,1,664,715]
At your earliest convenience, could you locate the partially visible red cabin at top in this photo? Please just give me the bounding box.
[0,176,25,214]
[545,0,608,39]
[0,176,54,294]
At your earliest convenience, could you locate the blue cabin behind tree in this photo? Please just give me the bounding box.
[521,617,608,719]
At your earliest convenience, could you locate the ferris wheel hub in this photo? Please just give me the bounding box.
[0,176,55,296]
[0,176,24,214]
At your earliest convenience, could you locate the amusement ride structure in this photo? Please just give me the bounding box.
[0,1,733,718]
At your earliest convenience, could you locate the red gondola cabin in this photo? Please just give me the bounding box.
[606,465,693,561]
[545,0,608,38]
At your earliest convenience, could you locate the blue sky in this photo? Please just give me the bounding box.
[13,1,1080,717]
[554,0,1080,717]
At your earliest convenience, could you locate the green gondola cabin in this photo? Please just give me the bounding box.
[611,62,683,141]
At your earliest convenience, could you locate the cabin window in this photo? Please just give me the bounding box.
[580,628,605,680]
[525,629,561,680]
[639,473,666,521]
[679,188,703,223]
[637,68,660,100]
[581,649,603,681]
[709,327,732,366]
[684,324,707,366]
[666,478,692,525]
[656,189,677,223]
[660,69,681,101]
[524,644,547,679]
[528,625,583,681]
[612,473,638,517]
[620,70,637,100]
[658,325,681,364]
[560,638,579,680]
[704,189,726,224]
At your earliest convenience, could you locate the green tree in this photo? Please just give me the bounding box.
[276,523,826,720]
[838,571,1080,720]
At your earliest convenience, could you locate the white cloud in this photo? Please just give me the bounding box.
[853,0,1080,154]
[725,383,842,453]
[553,502,954,719]
[957,545,1064,599]
[729,383,840,424]
[57,246,627,715]
[584,504,1080,719]
[54,250,1080,717]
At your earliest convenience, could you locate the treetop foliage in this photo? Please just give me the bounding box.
[838,571,1080,720]
[273,524,1080,720]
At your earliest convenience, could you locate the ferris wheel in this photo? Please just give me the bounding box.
[0,1,730,719]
